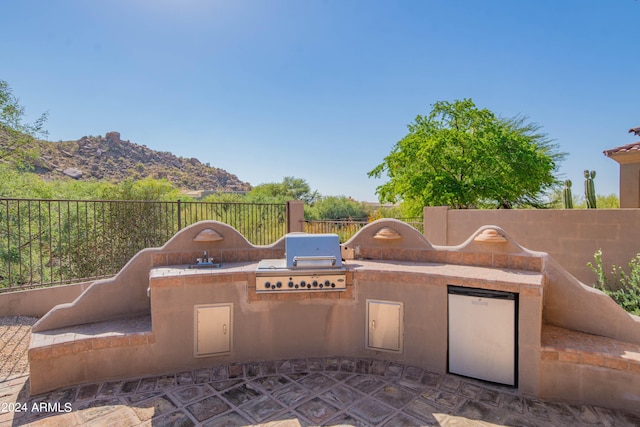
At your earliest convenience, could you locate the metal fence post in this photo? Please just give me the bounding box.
[177,199,182,230]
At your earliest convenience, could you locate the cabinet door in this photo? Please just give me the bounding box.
[194,303,232,357]
[367,299,403,352]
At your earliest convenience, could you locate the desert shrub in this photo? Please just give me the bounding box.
[588,249,640,315]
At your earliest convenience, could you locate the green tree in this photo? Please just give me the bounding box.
[368,99,564,214]
[0,80,48,161]
[247,176,319,204]
[201,192,246,203]
[306,196,368,220]
[99,177,181,201]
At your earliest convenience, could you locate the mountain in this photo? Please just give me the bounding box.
[28,132,251,192]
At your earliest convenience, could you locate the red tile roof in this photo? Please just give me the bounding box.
[604,141,640,156]
[604,126,640,156]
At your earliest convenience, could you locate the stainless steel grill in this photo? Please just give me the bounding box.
[255,233,347,293]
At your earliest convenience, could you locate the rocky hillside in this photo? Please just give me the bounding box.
[27,132,251,192]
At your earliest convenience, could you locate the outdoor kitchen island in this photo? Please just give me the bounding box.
[28,219,640,412]
[146,257,542,384]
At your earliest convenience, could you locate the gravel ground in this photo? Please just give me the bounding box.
[0,316,38,380]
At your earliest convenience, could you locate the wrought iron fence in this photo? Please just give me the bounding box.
[0,198,286,292]
[304,218,424,242]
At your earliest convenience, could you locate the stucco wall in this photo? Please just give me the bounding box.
[544,257,640,344]
[619,163,640,208]
[32,221,285,332]
[424,207,640,285]
[0,283,89,318]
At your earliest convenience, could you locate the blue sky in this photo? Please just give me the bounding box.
[2,0,638,202]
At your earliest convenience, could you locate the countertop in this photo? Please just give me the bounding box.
[149,259,543,287]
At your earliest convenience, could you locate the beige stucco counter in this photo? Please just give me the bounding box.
[149,261,260,279]
[148,259,544,289]
[348,259,543,287]
[144,259,544,396]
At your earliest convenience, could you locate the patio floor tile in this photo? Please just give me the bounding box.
[3,356,640,426]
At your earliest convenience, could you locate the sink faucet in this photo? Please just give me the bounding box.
[202,251,208,263]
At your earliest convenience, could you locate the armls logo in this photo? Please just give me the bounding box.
[31,402,73,413]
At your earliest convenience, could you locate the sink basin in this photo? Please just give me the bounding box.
[189,263,222,269]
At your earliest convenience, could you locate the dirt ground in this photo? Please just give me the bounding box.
[0,316,37,380]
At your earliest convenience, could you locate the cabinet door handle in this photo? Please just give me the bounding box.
[371,320,376,330]
[223,324,227,335]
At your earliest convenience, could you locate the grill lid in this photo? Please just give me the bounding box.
[285,233,342,269]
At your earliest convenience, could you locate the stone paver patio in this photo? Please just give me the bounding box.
[2,317,640,426]
[2,356,640,426]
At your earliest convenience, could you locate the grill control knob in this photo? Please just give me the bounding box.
[324,280,331,287]
[276,281,282,288]
[319,283,323,288]
[312,280,318,287]
[331,283,336,288]
[300,280,306,287]
[295,284,299,289]
[265,282,271,288]
[307,284,311,289]
[288,281,294,288]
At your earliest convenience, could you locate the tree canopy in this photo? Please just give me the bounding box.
[368,99,564,213]
[305,196,368,220]
[246,176,319,204]
[0,80,48,162]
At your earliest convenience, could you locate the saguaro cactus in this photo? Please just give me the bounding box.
[584,170,597,209]
[562,180,573,209]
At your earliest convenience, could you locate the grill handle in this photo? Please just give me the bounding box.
[292,255,337,268]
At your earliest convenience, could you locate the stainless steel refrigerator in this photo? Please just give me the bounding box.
[447,285,518,386]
